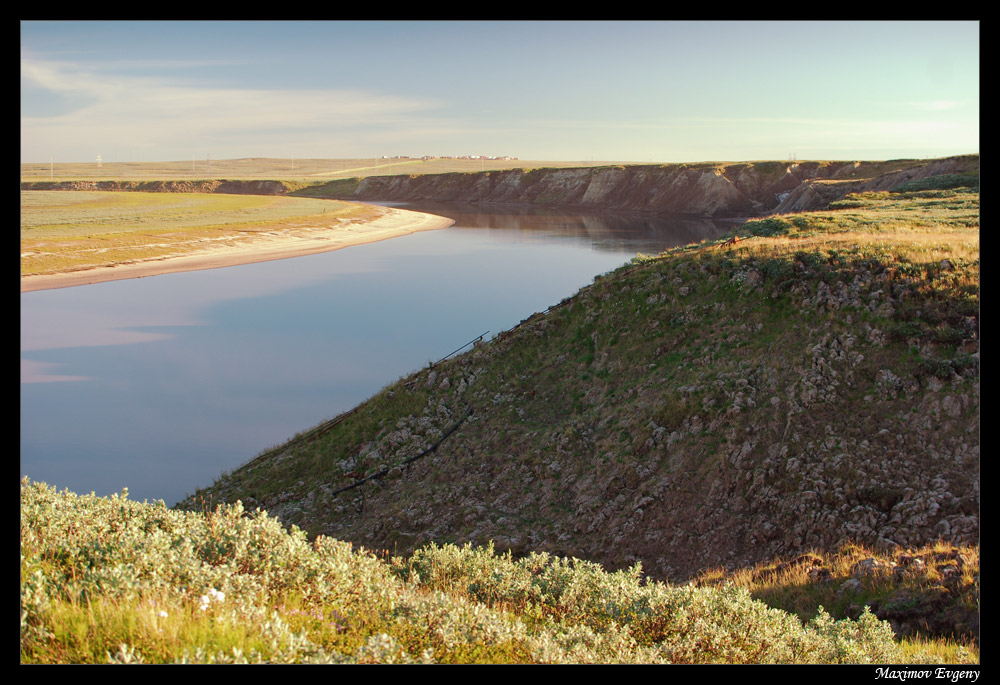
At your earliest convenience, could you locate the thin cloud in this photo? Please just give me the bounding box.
[21,359,92,384]
[21,57,445,160]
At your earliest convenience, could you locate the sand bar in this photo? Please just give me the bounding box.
[21,206,454,293]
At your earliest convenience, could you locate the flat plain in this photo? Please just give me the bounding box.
[20,190,387,279]
[20,157,629,182]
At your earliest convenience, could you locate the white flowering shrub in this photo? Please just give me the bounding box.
[807,605,902,664]
[396,541,907,663]
[20,479,400,663]
[21,479,923,663]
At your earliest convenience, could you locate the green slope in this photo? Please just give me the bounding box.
[180,180,978,589]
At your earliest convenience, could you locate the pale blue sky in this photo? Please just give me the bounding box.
[20,20,979,163]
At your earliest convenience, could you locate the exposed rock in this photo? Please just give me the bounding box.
[839,578,863,595]
[346,156,979,217]
[851,557,896,577]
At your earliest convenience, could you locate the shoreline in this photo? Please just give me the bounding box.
[21,206,454,293]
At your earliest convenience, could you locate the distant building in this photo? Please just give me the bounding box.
[419,154,517,160]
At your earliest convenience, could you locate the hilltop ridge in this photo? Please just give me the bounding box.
[340,156,979,216]
[22,155,980,219]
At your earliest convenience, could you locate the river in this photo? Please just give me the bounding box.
[20,203,733,506]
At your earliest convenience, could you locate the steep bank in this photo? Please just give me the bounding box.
[179,181,979,588]
[21,155,979,218]
[345,156,979,216]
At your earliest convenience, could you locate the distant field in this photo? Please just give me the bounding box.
[20,157,637,182]
[20,191,378,276]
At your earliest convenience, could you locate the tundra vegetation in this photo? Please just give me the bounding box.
[21,159,978,664]
[20,479,976,663]
[20,191,381,277]
[19,157,612,182]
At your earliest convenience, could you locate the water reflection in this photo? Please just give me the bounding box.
[21,204,734,506]
[385,201,735,253]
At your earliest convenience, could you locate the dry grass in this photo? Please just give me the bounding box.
[697,185,979,266]
[717,231,979,265]
[19,157,638,182]
[20,190,380,276]
[693,539,979,661]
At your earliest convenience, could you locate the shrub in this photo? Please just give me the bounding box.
[21,481,955,664]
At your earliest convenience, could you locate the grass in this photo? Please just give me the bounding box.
[19,157,640,183]
[729,186,978,258]
[693,540,979,660]
[20,190,381,276]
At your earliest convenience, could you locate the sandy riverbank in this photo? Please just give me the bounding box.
[21,206,454,293]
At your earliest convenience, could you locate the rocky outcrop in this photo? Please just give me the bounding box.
[773,156,978,213]
[348,156,978,217]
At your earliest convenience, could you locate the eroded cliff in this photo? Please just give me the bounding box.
[346,156,979,217]
[21,156,979,219]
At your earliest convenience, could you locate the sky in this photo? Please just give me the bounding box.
[20,20,979,164]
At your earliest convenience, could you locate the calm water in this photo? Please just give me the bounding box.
[20,203,731,505]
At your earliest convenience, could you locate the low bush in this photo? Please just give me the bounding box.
[22,479,967,664]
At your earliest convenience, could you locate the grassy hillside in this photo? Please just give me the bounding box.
[178,176,978,648]
[20,478,976,663]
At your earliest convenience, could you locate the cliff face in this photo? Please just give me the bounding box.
[349,156,979,217]
[351,164,786,216]
[21,156,979,219]
[772,156,979,214]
